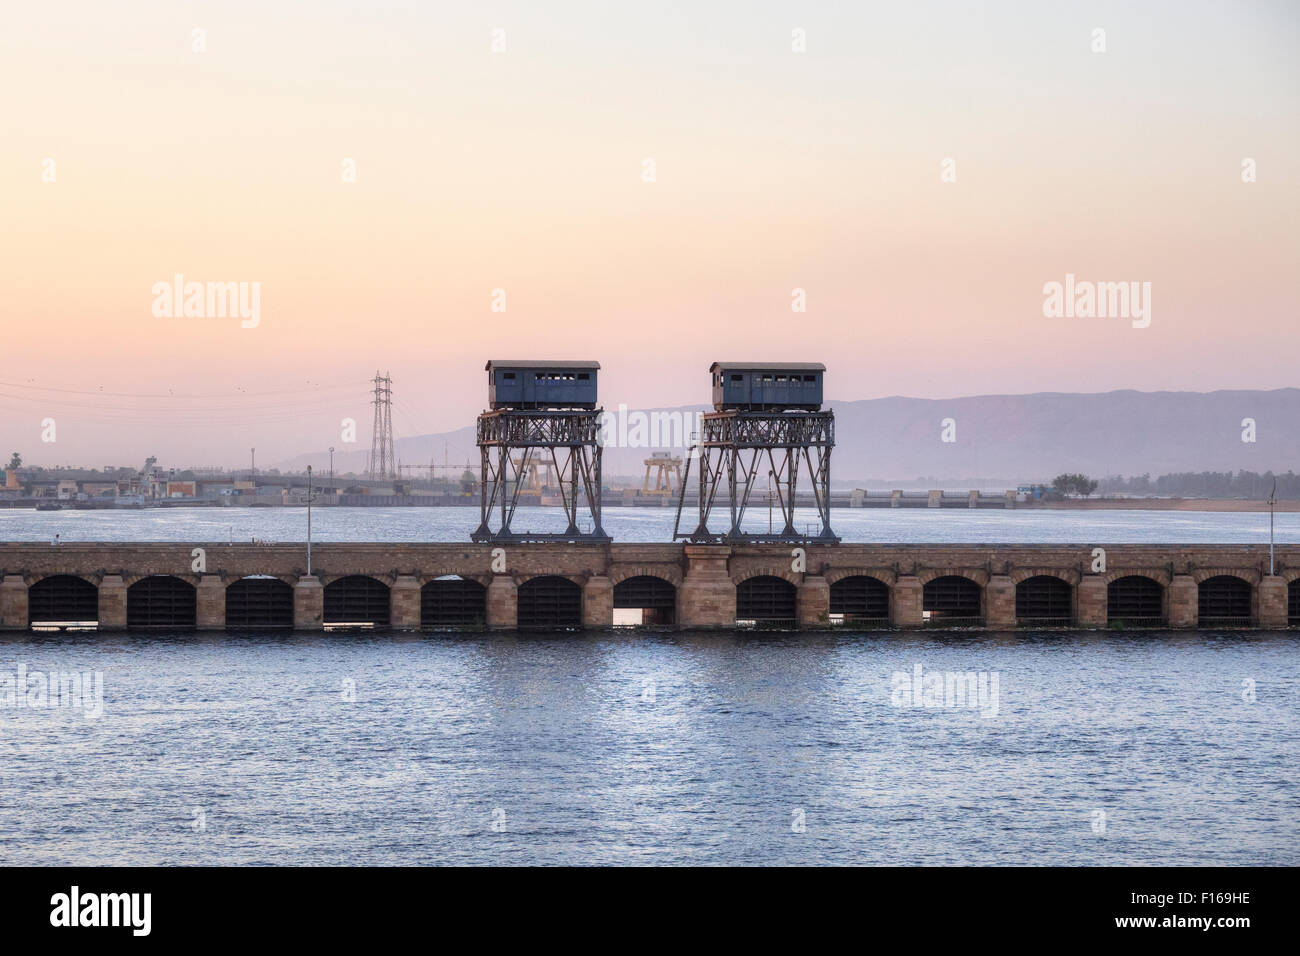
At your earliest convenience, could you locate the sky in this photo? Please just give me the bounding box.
[1,0,1297,469]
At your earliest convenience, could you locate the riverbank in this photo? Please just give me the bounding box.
[1032,498,1300,512]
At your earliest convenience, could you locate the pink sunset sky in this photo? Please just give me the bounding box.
[2,1,1297,467]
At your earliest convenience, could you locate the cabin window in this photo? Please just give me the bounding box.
[775,375,787,383]
[731,374,743,382]
[578,373,590,381]
[503,372,516,380]
[804,375,816,382]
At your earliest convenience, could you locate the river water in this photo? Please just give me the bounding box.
[1,505,1297,543]
[0,629,1295,866]
[1,507,1296,865]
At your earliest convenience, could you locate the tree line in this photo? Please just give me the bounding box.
[1097,470,1300,499]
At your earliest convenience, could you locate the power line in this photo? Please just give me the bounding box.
[0,379,366,399]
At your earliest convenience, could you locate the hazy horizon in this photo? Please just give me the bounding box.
[9,384,1300,479]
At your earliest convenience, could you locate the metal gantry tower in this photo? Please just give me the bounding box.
[473,361,609,542]
[368,370,396,481]
[673,362,838,543]
[642,452,683,497]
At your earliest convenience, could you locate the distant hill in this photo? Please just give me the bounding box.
[275,388,1300,487]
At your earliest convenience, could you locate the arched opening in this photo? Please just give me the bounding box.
[1015,575,1073,626]
[1198,575,1252,626]
[612,575,676,627]
[1107,576,1164,627]
[28,575,98,629]
[324,575,390,627]
[517,576,582,629]
[736,575,797,628]
[226,576,294,630]
[829,575,890,627]
[1290,579,1300,625]
[923,575,982,626]
[421,576,487,629]
[127,575,196,628]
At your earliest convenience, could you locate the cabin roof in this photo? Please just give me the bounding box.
[709,362,826,372]
[485,360,601,371]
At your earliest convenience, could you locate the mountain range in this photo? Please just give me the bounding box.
[276,388,1300,488]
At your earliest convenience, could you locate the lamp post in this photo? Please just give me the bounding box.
[1269,477,1277,576]
[328,446,335,491]
[307,465,314,575]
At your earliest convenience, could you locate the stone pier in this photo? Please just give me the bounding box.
[890,575,923,628]
[196,575,226,630]
[486,575,517,629]
[293,575,323,630]
[390,575,421,629]
[1167,575,1199,628]
[1076,576,1108,627]
[98,574,127,630]
[984,575,1016,629]
[677,546,736,628]
[1258,577,1289,628]
[0,575,28,631]
[582,575,613,629]
[796,575,830,627]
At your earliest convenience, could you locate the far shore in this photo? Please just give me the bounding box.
[1029,498,1300,513]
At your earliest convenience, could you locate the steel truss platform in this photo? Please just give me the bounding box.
[674,410,838,544]
[472,409,609,542]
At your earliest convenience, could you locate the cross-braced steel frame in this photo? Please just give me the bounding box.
[473,409,609,542]
[673,410,838,543]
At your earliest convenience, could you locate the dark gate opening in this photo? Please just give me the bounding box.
[226,576,294,630]
[1290,579,1300,626]
[1015,575,1073,626]
[1108,576,1165,627]
[127,575,196,628]
[324,575,390,627]
[612,575,676,627]
[923,576,982,626]
[421,577,487,629]
[28,575,98,629]
[517,575,582,630]
[1198,575,1252,627]
[736,575,797,629]
[829,575,890,627]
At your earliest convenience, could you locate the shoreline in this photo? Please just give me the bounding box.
[3,497,1298,513]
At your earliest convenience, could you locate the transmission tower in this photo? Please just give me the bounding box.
[368,370,396,480]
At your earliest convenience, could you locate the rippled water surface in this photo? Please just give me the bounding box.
[1,505,1298,543]
[1,630,1295,865]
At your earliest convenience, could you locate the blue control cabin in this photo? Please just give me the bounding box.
[486,360,600,410]
[710,362,825,411]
